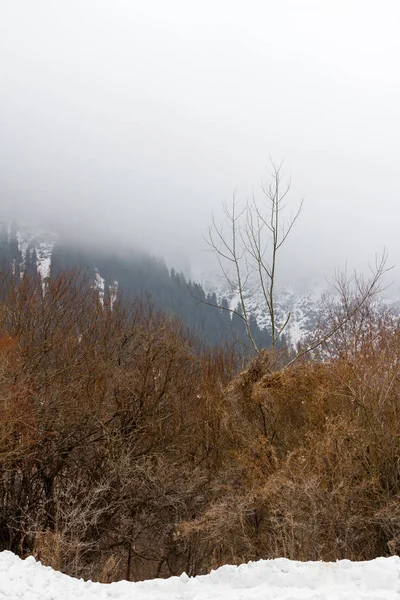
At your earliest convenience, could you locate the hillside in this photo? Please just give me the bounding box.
[1,264,400,581]
[0,223,271,350]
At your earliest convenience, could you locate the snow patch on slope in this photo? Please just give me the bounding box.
[15,229,55,279]
[109,280,118,309]
[94,269,105,306]
[201,272,330,348]
[35,241,54,279]
[12,225,117,305]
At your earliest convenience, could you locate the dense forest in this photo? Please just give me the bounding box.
[1,264,400,582]
[0,225,272,350]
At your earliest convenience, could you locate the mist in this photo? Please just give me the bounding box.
[2,0,400,288]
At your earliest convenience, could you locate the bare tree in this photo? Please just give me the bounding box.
[206,161,390,366]
[206,159,302,354]
[293,252,391,367]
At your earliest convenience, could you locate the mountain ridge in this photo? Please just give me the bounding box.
[0,223,272,350]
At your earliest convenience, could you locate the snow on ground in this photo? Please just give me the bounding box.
[1,551,400,600]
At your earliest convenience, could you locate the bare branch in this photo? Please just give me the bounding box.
[203,160,302,355]
[284,251,391,369]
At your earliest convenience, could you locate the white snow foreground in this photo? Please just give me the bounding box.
[1,551,400,600]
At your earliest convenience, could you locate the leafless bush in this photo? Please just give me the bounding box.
[0,267,234,580]
[3,265,400,580]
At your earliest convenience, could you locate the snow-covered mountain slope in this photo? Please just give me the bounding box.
[1,551,400,600]
[13,226,56,279]
[12,228,120,305]
[0,223,333,347]
[6,224,400,348]
[200,270,400,348]
[200,273,329,347]
[239,284,325,347]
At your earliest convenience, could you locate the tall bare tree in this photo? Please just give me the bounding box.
[206,161,389,364]
[206,160,302,354]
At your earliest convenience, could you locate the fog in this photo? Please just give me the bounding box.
[2,0,400,287]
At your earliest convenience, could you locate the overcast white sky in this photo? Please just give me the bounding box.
[1,0,400,285]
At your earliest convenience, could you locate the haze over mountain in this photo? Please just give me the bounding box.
[2,1,400,285]
[0,222,275,350]
[3,221,399,352]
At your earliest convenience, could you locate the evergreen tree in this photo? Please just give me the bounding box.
[0,227,273,351]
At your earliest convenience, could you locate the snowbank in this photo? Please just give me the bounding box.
[1,550,400,599]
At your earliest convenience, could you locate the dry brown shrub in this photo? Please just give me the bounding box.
[4,265,400,579]
[180,310,400,567]
[0,267,238,580]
